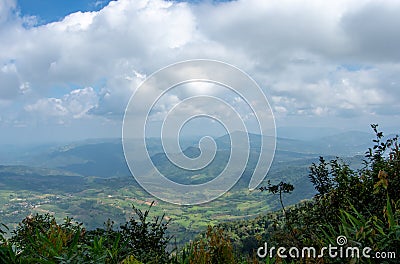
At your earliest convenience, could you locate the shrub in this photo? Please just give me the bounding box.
[119,201,172,263]
[262,125,400,263]
[181,225,236,264]
[2,202,172,263]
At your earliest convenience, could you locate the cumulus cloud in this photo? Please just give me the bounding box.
[0,0,399,140]
[25,87,98,124]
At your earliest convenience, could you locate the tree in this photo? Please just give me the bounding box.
[260,180,294,217]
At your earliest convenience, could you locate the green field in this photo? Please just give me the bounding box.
[0,157,315,246]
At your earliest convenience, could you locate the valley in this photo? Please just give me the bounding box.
[0,131,370,245]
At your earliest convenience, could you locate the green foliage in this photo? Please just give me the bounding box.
[1,223,19,264]
[315,195,399,263]
[179,226,236,264]
[119,201,171,263]
[260,180,294,217]
[309,156,334,196]
[1,202,170,263]
[9,213,85,263]
[274,125,399,262]
[120,255,143,264]
[216,125,399,263]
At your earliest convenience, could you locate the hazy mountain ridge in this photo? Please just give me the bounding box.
[0,130,374,178]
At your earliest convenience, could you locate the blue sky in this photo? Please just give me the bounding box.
[16,0,229,24]
[17,0,114,24]
[1,0,400,144]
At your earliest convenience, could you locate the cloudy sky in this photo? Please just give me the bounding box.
[1,0,399,144]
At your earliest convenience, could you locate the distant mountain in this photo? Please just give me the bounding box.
[11,138,164,178]
[277,126,344,141]
[0,130,379,179]
[216,130,374,156]
[0,165,86,193]
[150,146,229,185]
[38,142,130,178]
[315,131,373,155]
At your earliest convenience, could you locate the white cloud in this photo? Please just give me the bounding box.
[0,0,17,26]
[25,87,98,123]
[0,0,399,140]
[340,1,400,62]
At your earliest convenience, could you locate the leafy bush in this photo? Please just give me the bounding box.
[316,196,400,263]
[180,226,236,264]
[1,202,170,263]
[267,125,399,262]
[9,213,85,262]
[217,125,399,263]
[119,202,171,263]
[1,223,19,263]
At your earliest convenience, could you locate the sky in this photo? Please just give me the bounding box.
[0,0,400,144]
[16,0,115,24]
